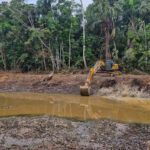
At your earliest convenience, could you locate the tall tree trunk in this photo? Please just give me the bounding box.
[68,23,72,69]
[50,54,55,72]
[0,48,7,71]
[80,0,87,69]
[112,41,118,61]
[127,20,135,49]
[48,41,55,72]
[42,44,47,71]
[38,37,55,72]
[61,41,65,68]
[105,30,111,60]
[59,43,62,69]
[56,47,60,71]
[143,21,148,50]
[55,37,60,71]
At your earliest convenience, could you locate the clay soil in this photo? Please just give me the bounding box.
[0,72,149,97]
[0,72,150,150]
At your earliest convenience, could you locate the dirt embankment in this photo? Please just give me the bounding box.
[0,72,149,98]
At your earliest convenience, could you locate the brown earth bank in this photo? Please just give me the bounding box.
[0,72,149,98]
[0,72,150,150]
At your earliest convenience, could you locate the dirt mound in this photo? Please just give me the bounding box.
[146,85,150,93]
[131,79,145,90]
[97,77,150,98]
[100,79,117,88]
[131,79,150,93]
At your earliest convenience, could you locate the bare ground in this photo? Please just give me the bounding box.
[0,117,150,150]
[0,72,150,150]
[0,72,149,97]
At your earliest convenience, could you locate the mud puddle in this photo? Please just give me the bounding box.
[0,92,150,124]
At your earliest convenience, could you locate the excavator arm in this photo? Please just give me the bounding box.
[80,60,105,96]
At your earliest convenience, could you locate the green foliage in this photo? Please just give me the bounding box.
[19,53,29,63]
[138,51,150,72]
[0,0,150,73]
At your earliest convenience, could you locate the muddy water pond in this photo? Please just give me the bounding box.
[0,92,150,124]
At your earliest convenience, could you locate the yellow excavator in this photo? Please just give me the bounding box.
[80,58,121,96]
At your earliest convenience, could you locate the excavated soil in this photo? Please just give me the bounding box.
[0,72,150,150]
[0,72,149,98]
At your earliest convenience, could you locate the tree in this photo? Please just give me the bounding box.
[0,0,150,73]
[86,0,122,60]
[80,0,87,69]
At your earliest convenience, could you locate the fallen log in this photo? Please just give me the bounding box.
[43,72,54,82]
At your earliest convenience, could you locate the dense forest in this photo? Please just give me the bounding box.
[0,0,150,73]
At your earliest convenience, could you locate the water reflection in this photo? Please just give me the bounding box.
[0,92,150,124]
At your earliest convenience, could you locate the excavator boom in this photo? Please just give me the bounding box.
[80,60,105,96]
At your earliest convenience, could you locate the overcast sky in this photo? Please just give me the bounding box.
[0,0,93,8]
[75,0,92,8]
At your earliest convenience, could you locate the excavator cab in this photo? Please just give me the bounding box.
[105,59,120,71]
[105,59,114,71]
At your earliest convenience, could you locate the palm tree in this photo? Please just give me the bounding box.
[86,0,122,60]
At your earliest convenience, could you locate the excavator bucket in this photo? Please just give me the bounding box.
[80,85,91,96]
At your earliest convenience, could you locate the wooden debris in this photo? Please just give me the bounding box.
[43,72,54,82]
